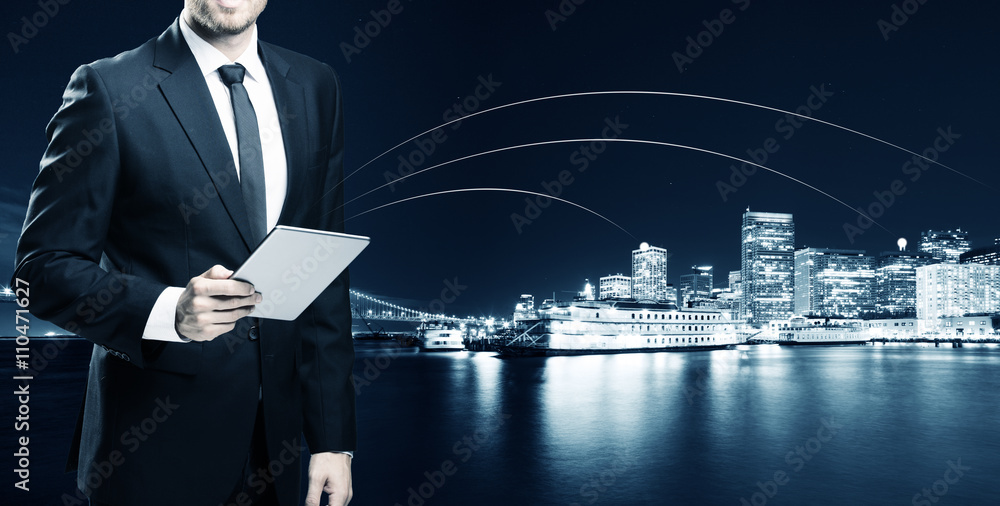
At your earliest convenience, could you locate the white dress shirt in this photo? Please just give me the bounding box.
[142,13,287,343]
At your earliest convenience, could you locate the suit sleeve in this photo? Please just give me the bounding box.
[12,64,167,367]
[299,64,357,453]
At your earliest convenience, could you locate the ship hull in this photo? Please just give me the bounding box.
[778,340,870,346]
[497,343,733,357]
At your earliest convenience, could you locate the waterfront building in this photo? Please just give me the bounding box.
[935,315,998,339]
[875,251,935,316]
[794,248,874,318]
[679,266,714,304]
[918,229,970,264]
[600,274,632,300]
[632,242,669,302]
[862,318,922,340]
[741,210,795,325]
[915,263,1000,323]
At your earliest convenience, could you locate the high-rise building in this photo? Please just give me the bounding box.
[599,274,632,300]
[727,270,742,320]
[794,248,874,318]
[876,251,935,315]
[918,229,970,264]
[679,265,713,304]
[741,210,795,325]
[631,242,668,301]
[916,263,1000,321]
[960,244,1000,266]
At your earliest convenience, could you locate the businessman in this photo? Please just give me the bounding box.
[14,1,355,504]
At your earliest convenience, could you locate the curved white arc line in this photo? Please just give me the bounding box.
[345,187,637,239]
[341,138,893,234]
[338,91,987,189]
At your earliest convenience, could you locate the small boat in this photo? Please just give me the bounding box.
[419,321,466,351]
[776,316,870,346]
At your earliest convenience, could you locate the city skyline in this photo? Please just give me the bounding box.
[1,1,998,318]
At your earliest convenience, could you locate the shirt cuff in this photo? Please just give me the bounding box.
[332,451,354,459]
[142,286,190,342]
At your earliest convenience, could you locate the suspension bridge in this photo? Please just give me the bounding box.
[350,289,481,324]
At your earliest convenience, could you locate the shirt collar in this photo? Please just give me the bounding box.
[178,10,267,84]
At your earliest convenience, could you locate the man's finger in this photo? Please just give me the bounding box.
[192,278,256,297]
[304,473,327,506]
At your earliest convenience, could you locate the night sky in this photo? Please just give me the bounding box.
[1,0,997,318]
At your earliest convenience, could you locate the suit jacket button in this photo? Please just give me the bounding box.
[249,325,259,341]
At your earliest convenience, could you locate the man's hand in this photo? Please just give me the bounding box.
[305,452,353,506]
[175,265,260,341]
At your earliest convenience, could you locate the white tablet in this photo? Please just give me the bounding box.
[230,225,370,321]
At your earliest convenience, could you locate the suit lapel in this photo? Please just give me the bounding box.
[260,43,308,227]
[153,20,256,252]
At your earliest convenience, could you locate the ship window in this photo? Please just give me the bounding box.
[632,313,635,319]
[595,312,599,318]
[647,325,650,331]
[647,338,650,343]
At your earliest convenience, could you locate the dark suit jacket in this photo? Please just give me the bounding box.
[13,19,355,506]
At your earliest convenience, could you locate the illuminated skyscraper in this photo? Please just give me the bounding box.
[599,274,631,300]
[876,251,935,315]
[631,242,668,301]
[916,263,1000,321]
[741,210,795,325]
[918,229,970,264]
[679,265,714,304]
[794,248,874,318]
[960,242,1000,266]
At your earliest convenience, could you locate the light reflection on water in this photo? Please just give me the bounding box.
[353,343,999,505]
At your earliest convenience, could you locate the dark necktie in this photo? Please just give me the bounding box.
[218,64,267,246]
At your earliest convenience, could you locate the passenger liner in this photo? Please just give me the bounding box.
[499,296,741,356]
[776,316,871,345]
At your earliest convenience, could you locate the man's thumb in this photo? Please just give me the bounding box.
[203,264,234,280]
